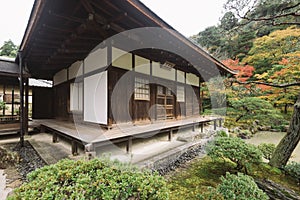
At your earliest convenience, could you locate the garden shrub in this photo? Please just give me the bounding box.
[9,158,169,200]
[217,172,269,200]
[284,161,300,184]
[257,143,276,160]
[206,137,262,173]
[238,129,252,139]
[216,130,228,137]
[199,172,269,200]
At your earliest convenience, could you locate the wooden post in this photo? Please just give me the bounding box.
[126,137,133,154]
[71,140,78,156]
[201,123,204,133]
[192,123,196,132]
[18,51,24,147]
[107,41,112,127]
[2,85,5,116]
[168,129,173,141]
[214,120,217,130]
[11,86,14,117]
[52,132,58,143]
[219,118,222,127]
[24,78,29,135]
[40,125,45,133]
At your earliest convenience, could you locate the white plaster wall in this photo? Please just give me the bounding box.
[53,69,67,86]
[112,47,132,70]
[84,47,107,74]
[84,71,107,124]
[152,61,176,81]
[177,70,185,83]
[68,61,83,79]
[135,55,150,75]
[186,73,199,87]
[70,82,83,111]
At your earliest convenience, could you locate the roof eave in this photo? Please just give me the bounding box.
[19,0,45,54]
[127,0,236,76]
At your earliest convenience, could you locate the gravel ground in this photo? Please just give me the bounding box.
[3,141,47,180]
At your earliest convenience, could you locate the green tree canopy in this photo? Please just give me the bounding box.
[0,40,18,58]
[243,26,300,74]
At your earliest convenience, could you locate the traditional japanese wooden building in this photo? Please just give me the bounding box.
[18,0,235,129]
[0,58,29,123]
[0,57,54,136]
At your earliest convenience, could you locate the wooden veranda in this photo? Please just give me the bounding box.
[35,116,223,155]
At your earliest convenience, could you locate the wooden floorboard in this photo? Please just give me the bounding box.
[34,116,222,147]
[0,121,36,135]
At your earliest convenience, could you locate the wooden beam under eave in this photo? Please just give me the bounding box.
[32,43,60,49]
[49,10,85,24]
[80,0,95,14]
[36,31,68,40]
[92,0,144,27]
[94,13,125,33]
[44,22,89,65]
[42,24,74,33]
[31,65,69,71]
[57,49,89,54]
[87,21,108,39]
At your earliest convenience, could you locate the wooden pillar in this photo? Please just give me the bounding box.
[199,81,203,115]
[168,129,173,141]
[200,83,204,114]
[24,78,29,135]
[82,59,85,124]
[174,70,177,119]
[2,84,5,116]
[184,72,187,117]
[40,125,45,133]
[214,120,217,130]
[126,137,133,154]
[132,54,136,123]
[106,41,112,127]
[52,132,58,143]
[11,86,14,117]
[71,140,78,156]
[18,51,24,147]
[201,123,204,133]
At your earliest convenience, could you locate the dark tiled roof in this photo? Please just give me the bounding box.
[0,58,29,77]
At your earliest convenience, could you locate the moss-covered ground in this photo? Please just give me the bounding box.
[166,156,300,200]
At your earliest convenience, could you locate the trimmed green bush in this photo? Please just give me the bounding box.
[9,158,169,200]
[199,172,269,200]
[206,137,262,173]
[216,130,228,137]
[257,143,276,160]
[284,161,300,184]
[217,172,269,200]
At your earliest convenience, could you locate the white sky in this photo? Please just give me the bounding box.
[0,0,227,46]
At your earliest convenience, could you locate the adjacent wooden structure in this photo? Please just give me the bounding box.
[0,58,30,140]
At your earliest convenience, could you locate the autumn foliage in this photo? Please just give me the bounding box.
[223,59,255,82]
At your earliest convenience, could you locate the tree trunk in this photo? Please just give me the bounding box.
[284,104,288,114]
[269,94,300,168]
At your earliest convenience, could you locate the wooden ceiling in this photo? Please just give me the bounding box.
[20,0,236,80]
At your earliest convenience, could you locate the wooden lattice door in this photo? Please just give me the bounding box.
[156,85,174,120]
